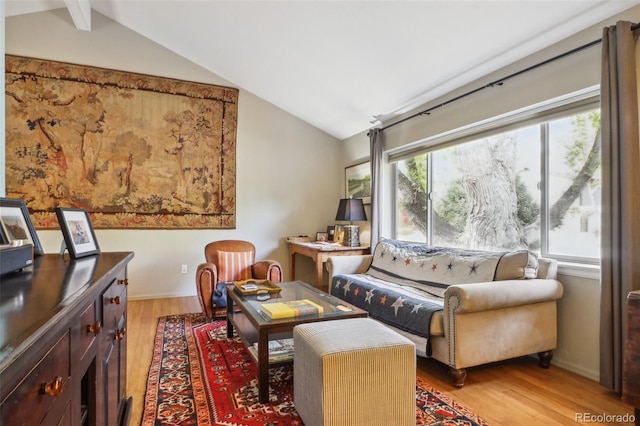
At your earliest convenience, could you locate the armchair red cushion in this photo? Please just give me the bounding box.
[196,240,283,318]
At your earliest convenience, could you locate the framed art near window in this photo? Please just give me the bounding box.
[56,208,100,259]
[0,197,45,255]
[345,161,371,204]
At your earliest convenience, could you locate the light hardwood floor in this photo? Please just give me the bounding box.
[127,296,636,426]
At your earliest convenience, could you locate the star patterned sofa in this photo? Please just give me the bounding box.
[327,238,564,387]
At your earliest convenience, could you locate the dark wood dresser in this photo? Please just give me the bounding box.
[0,252,134,426]
[624,290,640,425]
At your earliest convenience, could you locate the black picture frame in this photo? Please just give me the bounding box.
[55,208,101,259]
[0,197,45,255]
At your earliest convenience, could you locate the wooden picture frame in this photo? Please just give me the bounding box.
[56,208,101,259]
[0,197,45,255]
[316,232,329,242]
[345,161,371,204]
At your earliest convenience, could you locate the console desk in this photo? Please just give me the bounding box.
[0,252,134,426]
[289,242,370,288]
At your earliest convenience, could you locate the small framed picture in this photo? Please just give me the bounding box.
[326,225,336,241]
[345,161,371,204]
[316,231,329,242]
[0,197,45,255]
[55,208,100,259]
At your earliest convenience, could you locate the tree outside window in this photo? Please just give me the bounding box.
[395,109,601,262]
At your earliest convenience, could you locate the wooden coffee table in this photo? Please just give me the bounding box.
[226,280,367,403]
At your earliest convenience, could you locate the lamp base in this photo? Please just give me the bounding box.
[342,225,361,247]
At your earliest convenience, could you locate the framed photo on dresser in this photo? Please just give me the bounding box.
[0,197,44,255]
[56,208,100,259]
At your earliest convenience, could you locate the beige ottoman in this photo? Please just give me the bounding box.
[293,318,416,426]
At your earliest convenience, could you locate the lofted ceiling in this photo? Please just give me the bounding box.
[5,0,640,140]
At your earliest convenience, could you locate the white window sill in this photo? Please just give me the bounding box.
[557,261,600,280]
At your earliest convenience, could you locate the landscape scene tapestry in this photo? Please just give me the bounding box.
[4,55,238,229]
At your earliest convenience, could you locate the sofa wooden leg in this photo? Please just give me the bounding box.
[450,368,467,387]
[538,350,553,368]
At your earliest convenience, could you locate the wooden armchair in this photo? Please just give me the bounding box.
[195,240,283,318]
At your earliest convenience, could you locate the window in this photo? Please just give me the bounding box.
[393,103,601,264]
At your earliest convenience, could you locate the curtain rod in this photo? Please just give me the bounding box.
[375,21,640,134]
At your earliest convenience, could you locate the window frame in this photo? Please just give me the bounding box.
[389,88,601,266]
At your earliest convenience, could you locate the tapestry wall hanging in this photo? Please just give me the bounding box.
[4,55,238,229]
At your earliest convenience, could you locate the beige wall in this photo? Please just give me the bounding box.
[4,9,342,298]
[338,5,640,382]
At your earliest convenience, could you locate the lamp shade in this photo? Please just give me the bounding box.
[335,198,367,222]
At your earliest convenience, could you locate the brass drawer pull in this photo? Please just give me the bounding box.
[118,278,129,286]
[42,376,65,396]
[110,296,121,305]
[87,321,102,335]
[114,327,126,341]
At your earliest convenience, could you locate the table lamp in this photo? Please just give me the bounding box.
[335,198,367,247]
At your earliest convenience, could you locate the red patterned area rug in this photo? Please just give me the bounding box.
[142,313,489,426]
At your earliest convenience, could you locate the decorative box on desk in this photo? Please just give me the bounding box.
[288,241,370,289]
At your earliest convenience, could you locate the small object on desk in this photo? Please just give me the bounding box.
[242,283,258,291]
[313,241,341,246]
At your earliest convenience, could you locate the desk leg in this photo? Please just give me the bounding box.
[315,254,323,289]
[290,251,296,281]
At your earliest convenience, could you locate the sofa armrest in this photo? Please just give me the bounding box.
[444,279,564,314]
[252,260,283,283]
[196,262,218,318]
[327,255,373,278]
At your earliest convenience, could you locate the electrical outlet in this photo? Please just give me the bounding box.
[181,264,188,274]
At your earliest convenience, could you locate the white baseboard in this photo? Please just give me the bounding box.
[551,356,599,382]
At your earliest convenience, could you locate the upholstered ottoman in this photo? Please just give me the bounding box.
[293,318,416,426]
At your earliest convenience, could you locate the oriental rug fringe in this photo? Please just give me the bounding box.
[142,313,489,425]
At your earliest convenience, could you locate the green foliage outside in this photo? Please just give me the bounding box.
[397,111,601,250]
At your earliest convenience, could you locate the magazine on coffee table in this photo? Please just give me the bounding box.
[248,338,294,362]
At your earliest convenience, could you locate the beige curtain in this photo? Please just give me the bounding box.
[600,21,640,392]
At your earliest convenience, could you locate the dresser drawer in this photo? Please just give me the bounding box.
[103,278,128,340]
[0,331,71,426]
[79,301,99,360]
